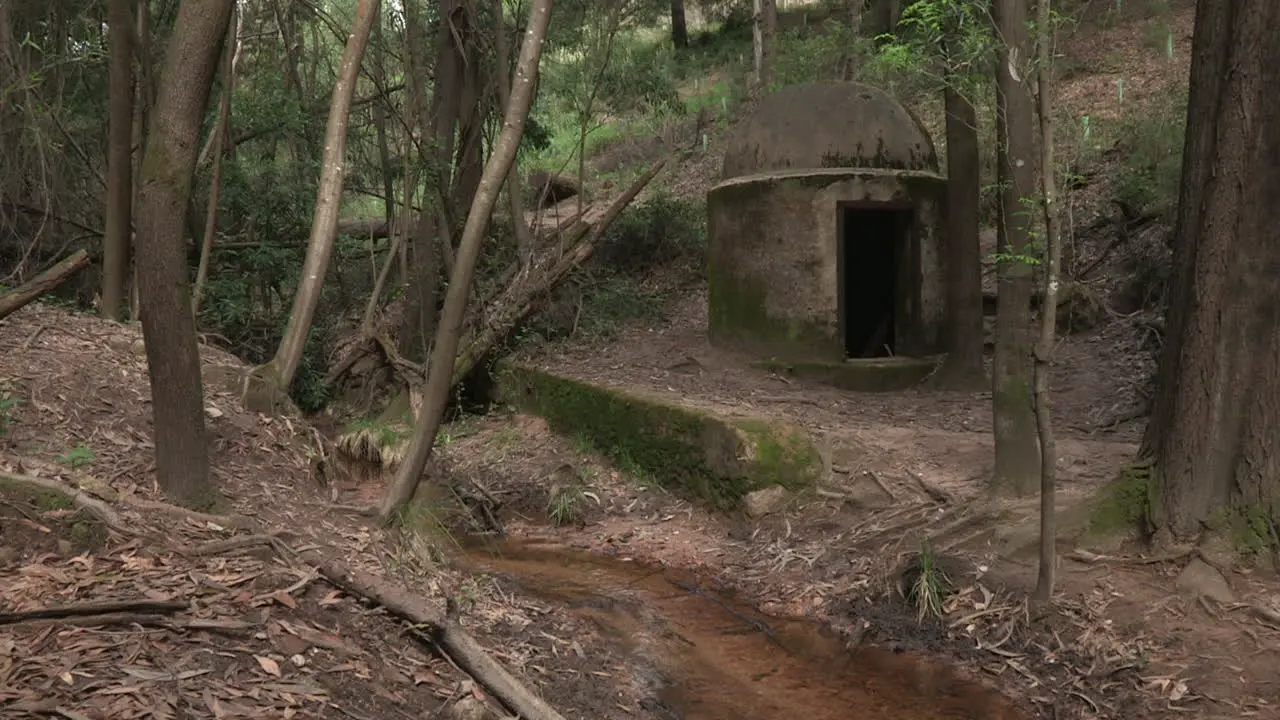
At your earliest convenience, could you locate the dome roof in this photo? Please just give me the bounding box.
[722,82,939,179]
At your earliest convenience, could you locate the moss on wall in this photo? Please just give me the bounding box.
[706,264,837,361]
[494,361,823,510]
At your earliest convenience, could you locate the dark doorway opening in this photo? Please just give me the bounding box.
[838,206,910,358]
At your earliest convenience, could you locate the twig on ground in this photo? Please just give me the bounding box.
[300,550,569,720]
[19,613,257,635]
[0,598,188,625]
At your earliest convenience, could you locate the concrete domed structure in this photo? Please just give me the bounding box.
[707,81,947,378]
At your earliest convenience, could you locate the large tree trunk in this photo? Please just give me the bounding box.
[380,0,552,520]
[399,0,465,364]
[103,0,134,322]
[1141,0,1280,545]
[134,0,232,509]
[934,82,985,389]
[671,0,689,49]
[990,0,1040,497]
[265,0,380,394]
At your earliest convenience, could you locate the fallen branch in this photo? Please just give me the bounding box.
[0,469,125,530]
[180,532,280,557]
[453,157,667,378]
[20,613,256,635]
[0,249,91,322]
[0,598,188,625]
[906,468,956,505]
[301,550,568,720]
[117,493,264,533]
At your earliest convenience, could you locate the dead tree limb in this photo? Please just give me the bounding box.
[0,469,125,529]
[453,157,667,378]
[301,551,568,720]
[0,598,189,625]
[0,249,91,322]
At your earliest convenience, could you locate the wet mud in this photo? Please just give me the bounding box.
[458,536,1028,720]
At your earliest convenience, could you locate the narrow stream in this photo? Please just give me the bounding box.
[458,536,1028,720]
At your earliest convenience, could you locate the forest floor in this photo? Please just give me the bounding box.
[4,1,1278,720]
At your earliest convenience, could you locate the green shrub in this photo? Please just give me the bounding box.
[594,192,705,276]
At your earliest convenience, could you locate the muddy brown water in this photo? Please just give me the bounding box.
[458,537,1029,720]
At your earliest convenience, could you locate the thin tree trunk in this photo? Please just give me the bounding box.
[129,0,152,321]
[103,0,134,321]
[266,0,380,393]
[671,0,689,48]
[380,0,552,520]
[134,0,233,509]
[492,0,535,265]
[934,81,985,389]
[371,10,395,233]
[1142,0,1280,545]
[1032,0,1060,604]
[991,0,1041,497]
[192,6,238,318]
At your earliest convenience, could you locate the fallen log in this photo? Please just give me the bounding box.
[0,249,90,322]
[336,217,392,239]
[301,550,568,720]
[453,157,667,379]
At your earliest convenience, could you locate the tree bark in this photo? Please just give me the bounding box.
[1141,0,1280,545]
[380,0,553,520]
[134,0,232,509]
[753,0,777,89]
[103,0,134,322]
[267,0,380,392]
[1032,0,1061,603]
[934,82,986,389]
[671,0,689,49]
[492,0,535,265]
[990,0,1040,497]
[192,6,238,318]
[399,0,464,364]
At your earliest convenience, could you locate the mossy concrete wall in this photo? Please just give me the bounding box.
[494,361,823,510]
[707,168,946,363]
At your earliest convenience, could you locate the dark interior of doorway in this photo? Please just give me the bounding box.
[838,206,909,359]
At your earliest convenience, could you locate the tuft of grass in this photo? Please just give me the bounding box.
[547,484,588,527]
[57,444,96,470]
[907,540,952,622]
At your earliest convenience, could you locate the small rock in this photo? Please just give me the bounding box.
[1176,557,1235,604]
[744,485,789,519]
[448,697,496,720]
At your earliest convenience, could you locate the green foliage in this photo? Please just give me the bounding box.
[57,444,96,470]
[595,192,705,275]
[0,392,21,436]
[1111,90,1188,220]
[870,0,996,101]
[547,482,589,526]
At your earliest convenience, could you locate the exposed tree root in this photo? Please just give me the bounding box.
[0,469,126,531]
[0,598,189,625]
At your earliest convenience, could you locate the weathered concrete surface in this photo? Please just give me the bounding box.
[707,169,946,362]
[722,81,939,180]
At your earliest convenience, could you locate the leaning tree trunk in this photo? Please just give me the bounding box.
[1141,0,1280,545]
[103,0,134,321]
[934,80,986,389]
[380,0,553,520]
[263,0,380,398]
[134,0,233,509]
[990,0,1040,497]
